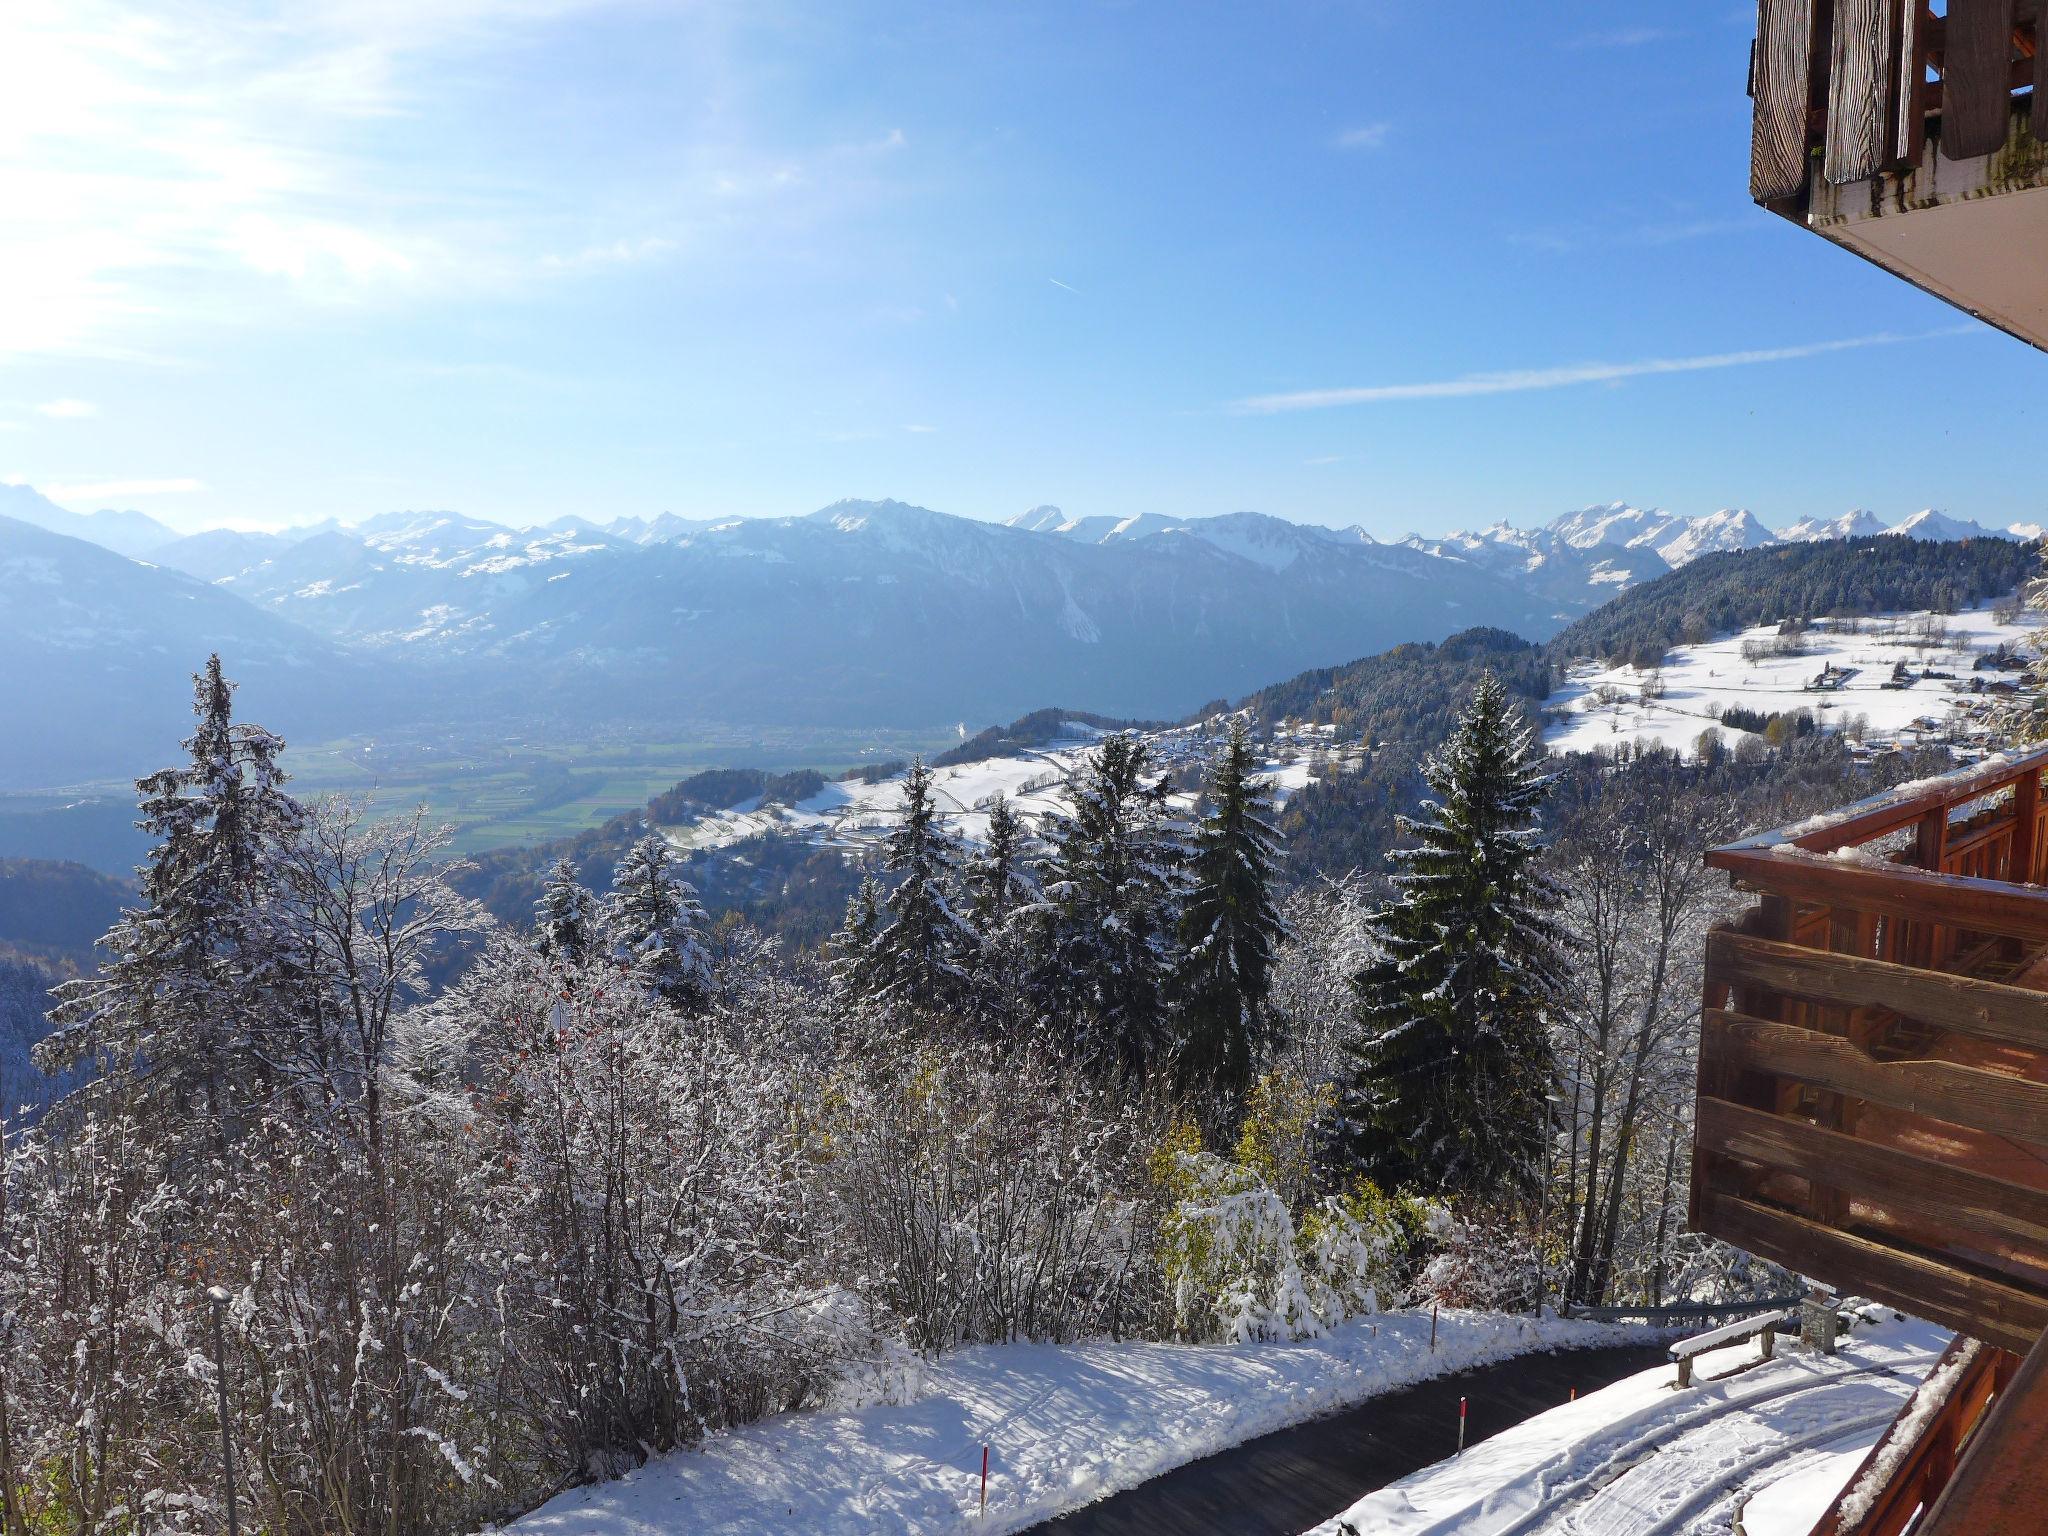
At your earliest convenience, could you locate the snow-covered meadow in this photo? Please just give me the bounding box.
[492,1311,1653,1536]
[1311,1309,1947,1536]
[1544,603,2039,760]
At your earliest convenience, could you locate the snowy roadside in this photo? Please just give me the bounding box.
[1306,1311,1948,1536]
[489,1310,1657,1536]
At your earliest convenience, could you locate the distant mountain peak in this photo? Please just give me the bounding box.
[0,483,179,559]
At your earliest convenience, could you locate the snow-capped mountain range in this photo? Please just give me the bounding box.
[0,479,2037,787]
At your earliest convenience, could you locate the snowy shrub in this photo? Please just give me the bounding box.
[1153,1123,1424,1342]
[1415,1204,1545,1311]
[827,1041,1154,1350]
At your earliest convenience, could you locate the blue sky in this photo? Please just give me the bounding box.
[1,1,2041,536]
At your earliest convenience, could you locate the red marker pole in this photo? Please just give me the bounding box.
[980,1445,989,1516]
[1569,1387,1577,1402]
[1457,1396,1467,1456]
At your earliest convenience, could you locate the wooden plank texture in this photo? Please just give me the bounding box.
[1705,931,2048,1052]
[1705,849,2048,943]
[1697,1097,2048,1256]
[1705,1008,2048,1145]
[1942,0,2018,159]
[1754,0,1820,198]
[1829,0,1899,180]
[1897,0,1928,164]
[1698,1190,2048,1354]
[2036,4,2048,144]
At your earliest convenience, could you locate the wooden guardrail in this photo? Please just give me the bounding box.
[1752,0,2048,202]
[1697,747,2048,1356]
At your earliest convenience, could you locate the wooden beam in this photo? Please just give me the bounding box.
[1705,1008,2048,1147]
[1698,1190,2048,1354]
[2036,8,2048,142]
[1705,849,2048,944]
[1942,0,2018,159]
[1755,0,1821,199]
[1897,0,1930,165]
[1830,0,1900,181]
[1697,1097,2048,1257]
[1705,931,2048,1053]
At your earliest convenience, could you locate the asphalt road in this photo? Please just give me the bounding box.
[1021,1340,1672,1536]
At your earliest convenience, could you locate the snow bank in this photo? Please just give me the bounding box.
[489,1310,1649,1536]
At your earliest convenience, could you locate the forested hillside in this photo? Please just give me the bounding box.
[1549,536,2033,669]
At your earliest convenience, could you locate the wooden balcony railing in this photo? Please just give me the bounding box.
[1697,745,2048,1356]
[1753,0,2048,203]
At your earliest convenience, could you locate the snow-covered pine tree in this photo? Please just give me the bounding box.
[871,760,977,1018]
[967,792,1037,932]
[1033,733,1192,1080]
[1341,672,1567,1203]
[41,654,303,1135]
[534,854,600,964]
[606,833,713,1011]
[1176,721,1288,1114]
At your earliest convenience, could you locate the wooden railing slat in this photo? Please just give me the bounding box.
[1755,0,1821,198]
[1941,0,2018,159]
[1698,1190,2048,1355]
[1829,0,1898,181]
[1705,848,2048,943]
[1896,0,1928,165]
[1697,1097,2048,1256]
[1918,1325,2048,1533]
[1705,1008,2048,1147]
[1706,931,2048,1051]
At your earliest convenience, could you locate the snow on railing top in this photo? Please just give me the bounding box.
[1711,745,2048,861]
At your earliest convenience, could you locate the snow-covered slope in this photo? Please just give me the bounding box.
[1544,601,2039,760]
[659,715,1349,857]
[497,1310,1654,1536]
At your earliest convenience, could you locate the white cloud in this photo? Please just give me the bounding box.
[1333,123,1390,150]
[1232,330,1971,414]
[0,1,911,362]
[34,398,99,417]
[45,475,203,500]
[1304,454,1341,465]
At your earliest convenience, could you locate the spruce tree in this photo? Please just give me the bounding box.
[967,793,1036,932]
[534,856,599,965]
[43,655,303,1138]
[606,834,712,1012]
[1176,721,1288,1112]
[1341,673,1566,1202]
[1034,733,1191,1080]
[871,760,977,1017]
